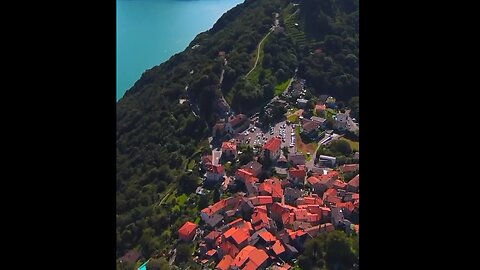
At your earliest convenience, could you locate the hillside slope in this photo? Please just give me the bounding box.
[116,0,358,266]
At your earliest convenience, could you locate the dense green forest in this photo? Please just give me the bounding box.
[298,230,359,270]
[117,0,359,268]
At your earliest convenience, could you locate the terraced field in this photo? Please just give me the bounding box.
[282,4,314,49]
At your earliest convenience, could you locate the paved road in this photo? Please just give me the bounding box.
[345,109,359,132]
[169,249,176,265]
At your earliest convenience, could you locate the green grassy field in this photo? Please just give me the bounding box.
[295,126,318,160]
[287,113,299,123]
[247,33,271,83]
[275,78,292,96]
[187,159,195,170]
[176,193,188,206]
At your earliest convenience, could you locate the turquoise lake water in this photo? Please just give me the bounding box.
[116,0,244,101]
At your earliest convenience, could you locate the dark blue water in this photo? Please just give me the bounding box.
[117,0,244,100]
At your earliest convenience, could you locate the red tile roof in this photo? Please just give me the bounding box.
[325,196,342,205]
[207,164,225,174]
[317,174,334,184]
[258,230,276,242]
[294,209,309,221]
[320,207,331,215]
[222,141,237,152]
[327,170,340,179]
[263,137,282,152]
[297,196,323,206]
[224,227,238,239]
[315,104,326,111]
[219,239,240,258]
[244,221,254,233]
[201,197,240,216]
[229,114,248,128]
[256,205,267,212]
[216,254,233,270]
[306,213,320,223]
[272,240,285,255]
[339,163,359,173]
[231,228,250,246]
[337,201,355,212]
[333,180,347,190]
[178,221,198,241]
[206,249,217,257]
[249,196,273,206]
[259,178,283,199]
[258,182,272,195]
[270,178,284,199]
[243,261,258,270]
[232,246,256,268]
[254,222,267,232]
[289,230,307,240]
[236,169,254,180]
[252,208,269,225]
[306,205,322,215]
[248,248,269,268]
[289,166,306,178]
[323,188,337,200]
[228,218,244,228]
[307,176,320,185]
[348,174,359,187]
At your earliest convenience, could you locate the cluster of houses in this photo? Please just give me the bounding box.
[177,133,359,269]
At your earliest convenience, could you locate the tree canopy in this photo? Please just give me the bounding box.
[298,230,358,270]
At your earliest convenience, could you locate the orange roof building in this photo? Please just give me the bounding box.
[347,174,359,192]
[249,196,273,206]
[288,165,306,184]
[315,103,326,113]
[258,178,283,200]
[263,137,282,160]
[232,245,269,270]
[216,254,233,270]
[307,176,320,185]
[178,221,198,241]
[221,141,238,158]
[272,240,286,256]
[258,230,276,243]
[339,163,359,173]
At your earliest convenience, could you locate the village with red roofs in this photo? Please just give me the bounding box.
[176,98,359,269]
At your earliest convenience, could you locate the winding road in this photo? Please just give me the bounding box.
[245,30,272,78]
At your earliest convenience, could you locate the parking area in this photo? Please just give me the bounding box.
[242,120,298,154]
